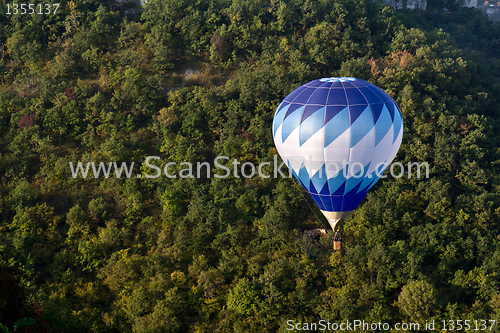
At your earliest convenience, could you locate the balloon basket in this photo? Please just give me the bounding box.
[333,241,342,251]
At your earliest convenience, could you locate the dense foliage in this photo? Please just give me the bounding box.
[1,0,500,331]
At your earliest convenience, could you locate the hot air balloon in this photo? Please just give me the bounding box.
[272,77,403,232]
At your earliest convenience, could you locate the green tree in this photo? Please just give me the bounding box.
[398,280,438,321]
[227,278,261,316]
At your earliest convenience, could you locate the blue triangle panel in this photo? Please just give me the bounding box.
[273,103,290,137]
[357,175,377,194]
[327,89,347,106]
[344,178,364,196]
[320,195,334,211]
[385,101,395,121]
[392,111,403,143]
[309,164,328,195]
[307,88,329,105]
[301,105,324,123]
[299,180,308,191]
[349,106,374,147]
[395,103,403,118]
[298,164,311,188]
[352,162,372,188]
[374,105,393,146]
[283,85,308,103]
[327,170,347,195]
[275,101,289,115]
[324,105,348,125]
[323,108,350,148]
[367,85,392,103]
[330,195,343,211]
[308,193,326,211]
[359,86,384,104]
[284,103,304,120]
[319,181,330,195]
[332,182,346,196]
[293,87,317,104]
[345,88,368,105]
[281,105,304,142]
[344,176,363,195]
[340,194,361,211]
[299,106,326,146]
[349,104,369,125]
[369,103,384,124]
[291,168,307,189]
[309,180,318,194]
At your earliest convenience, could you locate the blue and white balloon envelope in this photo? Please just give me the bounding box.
[272,77,404,230]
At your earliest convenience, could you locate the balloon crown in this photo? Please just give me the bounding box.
[319,77,357,82]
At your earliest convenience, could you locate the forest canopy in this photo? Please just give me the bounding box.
[1,0,500,332]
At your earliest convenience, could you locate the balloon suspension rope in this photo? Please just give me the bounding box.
[293,181,332,231]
